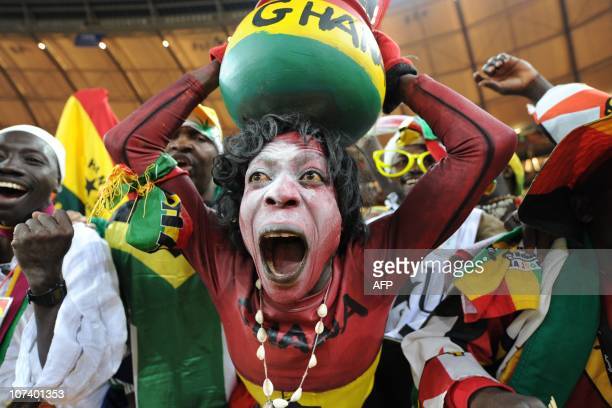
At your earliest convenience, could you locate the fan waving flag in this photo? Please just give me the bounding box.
[55,89,118,216]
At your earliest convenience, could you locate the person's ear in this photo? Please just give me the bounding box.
[570,193,594,224]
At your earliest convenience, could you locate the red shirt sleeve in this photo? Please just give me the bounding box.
[103,73,232,296]
[368,75,516,251]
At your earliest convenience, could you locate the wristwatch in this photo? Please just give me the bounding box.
[27,280,67,307]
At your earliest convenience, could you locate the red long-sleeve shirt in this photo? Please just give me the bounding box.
[104,71,515,397]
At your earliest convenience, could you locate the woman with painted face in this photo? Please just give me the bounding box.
[103,31,516,407]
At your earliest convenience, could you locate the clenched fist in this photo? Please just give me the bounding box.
[11,209,74,293]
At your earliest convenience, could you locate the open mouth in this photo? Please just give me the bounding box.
[0,181,28,201]
[259,230,308,284]
[400,177,419,187]
[172,154,193,174]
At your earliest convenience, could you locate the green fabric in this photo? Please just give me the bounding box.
[410,385,419,407]
[122,153,182,253]
[0,298,28,363]
[108,221,227,408]
[126,187,169,252]
[140,153,177,182]
[220,32,382,145]
[508,240,600,405]
[89,217,109,239]
[56,186,85,214]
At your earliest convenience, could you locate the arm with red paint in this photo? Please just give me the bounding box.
[368,31,516,249]
[103,62,228,293]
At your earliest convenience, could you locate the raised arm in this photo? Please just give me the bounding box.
[104,62,220,173]
[473,53,552,104]
[369,74,516,249]
[366,31,516,250]
[473,53,610,142]
[12,222,126,406]
[11,210,74,367]
[104,62,229,292]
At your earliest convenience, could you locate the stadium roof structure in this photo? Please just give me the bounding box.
[0,0,610,139]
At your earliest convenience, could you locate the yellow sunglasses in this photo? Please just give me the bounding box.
[373,149,433,178]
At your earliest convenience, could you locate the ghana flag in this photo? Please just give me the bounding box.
[55,89,118,216]
[104,206,234,407]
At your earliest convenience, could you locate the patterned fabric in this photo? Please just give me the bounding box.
[505,243,599,405]
[454,228,542,323]
[403,83,612,407]
[528,83,611,143]
[0,224,127,407]
[384,208,495,340]
[403,234,609,407]
[520,95,612,243]
[400,235,540,404]
[92,153,192,253]
[0,266,28,357]
[106,214,234,407]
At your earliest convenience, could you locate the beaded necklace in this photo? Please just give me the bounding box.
[254,277,332,408]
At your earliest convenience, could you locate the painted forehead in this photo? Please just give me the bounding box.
[273,131,324,152]
[250,133,327,167]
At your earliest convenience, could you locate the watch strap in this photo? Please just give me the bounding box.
[27,280,67,307]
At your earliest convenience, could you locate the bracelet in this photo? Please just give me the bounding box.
[27,280,67,307]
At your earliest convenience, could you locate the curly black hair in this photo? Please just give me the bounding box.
[212,113,366,254]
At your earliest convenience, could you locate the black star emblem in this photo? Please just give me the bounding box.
[85,178,96,195]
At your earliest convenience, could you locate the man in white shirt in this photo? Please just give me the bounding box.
[0,125,126,407]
